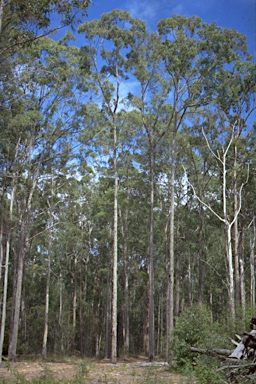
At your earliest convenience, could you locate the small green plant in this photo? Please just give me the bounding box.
[194,363,224,384]
[73,361,91,383]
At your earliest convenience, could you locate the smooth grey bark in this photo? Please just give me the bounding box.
[239,228,246,323]
[59,271,64,353]
[72,253,77,351]
[111,119,118,364]
[119,207,130,355]
[249,219,255,309]
[42,231,51,358]
[42,193,53,358]
[105,273,111,359]
[0,183,16,364]
[166,117,178,362]
[0,0,5,34]
[148,150,155,362]
[233,144,241,308]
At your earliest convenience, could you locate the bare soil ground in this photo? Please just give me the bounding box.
[0,358,196,383]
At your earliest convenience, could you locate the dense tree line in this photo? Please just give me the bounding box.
[0,2,255,364]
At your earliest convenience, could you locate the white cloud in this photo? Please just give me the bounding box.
[125,0,159,22]
[171,4,184,15]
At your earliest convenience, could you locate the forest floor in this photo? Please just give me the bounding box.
[0,357,197,383]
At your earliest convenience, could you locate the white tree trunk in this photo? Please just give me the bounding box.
[42,196,53,358]
[250,220,255,309]
[111,122,118,364]
[0,184,16,364]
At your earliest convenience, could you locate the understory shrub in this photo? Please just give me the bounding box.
[170,304,226,383]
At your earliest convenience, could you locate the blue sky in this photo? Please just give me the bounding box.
[84,0,255,57]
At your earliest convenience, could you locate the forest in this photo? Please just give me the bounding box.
[0,0,256,375]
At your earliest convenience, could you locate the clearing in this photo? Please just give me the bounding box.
[0,358,196,383]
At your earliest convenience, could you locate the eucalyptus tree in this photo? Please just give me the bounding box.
[126,67,173,361]
[78,10,145,363]
[188,114,250,320]
[186,57,255,320]
[0,35,83,361]
[0,0,91,58]
[155,15,253,354]
[208,60,256,318]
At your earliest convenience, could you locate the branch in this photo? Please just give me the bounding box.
[202,128,222,163]
[230,162,250,227]
[186,173,225,223]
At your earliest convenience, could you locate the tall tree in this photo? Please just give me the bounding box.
[1,35,82,361]
[78,10,139,363]
[157,15,252,355]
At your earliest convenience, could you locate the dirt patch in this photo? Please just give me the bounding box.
[0,359,196,383]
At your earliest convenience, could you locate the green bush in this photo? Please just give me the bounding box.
[171,305,212,366]
[194,363,224,384]
[170,305,227,382]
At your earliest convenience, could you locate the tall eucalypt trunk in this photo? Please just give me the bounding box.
[8,215,30,360]
[249,218,255,310]
[112,120,118,364]
[0,0,4,34]
[42,178,54,358]
[8,144,43,361]
[0,139,20,365]
[166,125,177,362]
[0,182,16,364]
[148,149,154,362]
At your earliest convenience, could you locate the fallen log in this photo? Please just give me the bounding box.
[190,346,232,358]
[136,362,169,367]
[229,337,240,347]
[228,342,245,359]
[218,362,256,371]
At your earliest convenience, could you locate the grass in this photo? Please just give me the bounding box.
[0,358,194,384]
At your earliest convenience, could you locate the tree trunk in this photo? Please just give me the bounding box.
[250,219,255,310]
[42,198,53,358]
[59,271,64,354]
[166,123,177,361]
[72,253,77,352]
[119,206,130,356]
[0,0,4,34]
[111,122,118,364]
[226,223,235,319]
[105,277,111,359]
[8,188,33,360]
[79,262,83,355]
[233,145,240,308]
[8,233,26,360]
[174,251,180,319]
[8,137,43,360]
[0,183,16,364]
[123,243,129,355]
[148,150,155,362]
[223,137,235,319]
[239,227,246,323]
[198,204,204,304]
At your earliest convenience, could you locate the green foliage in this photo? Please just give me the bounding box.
[194,362,224,384]
[170,306,229,382]
[171,305,215,366]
